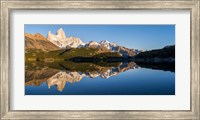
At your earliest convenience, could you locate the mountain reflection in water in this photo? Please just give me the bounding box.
[25,61,175,95]
[25,62,138,91]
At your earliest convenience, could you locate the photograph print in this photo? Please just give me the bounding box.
[25,25,175,95]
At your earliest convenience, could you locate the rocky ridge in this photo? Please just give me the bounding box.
[25,33,60,51]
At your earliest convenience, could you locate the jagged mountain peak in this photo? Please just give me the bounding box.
[99,40,118,46]
[89,41,98,44]
[86,41,99,49]
[56,28,66,38]
[47,28,84,48]
[48,31,51,35]
[57,27,64,32]
[99,40,109,44]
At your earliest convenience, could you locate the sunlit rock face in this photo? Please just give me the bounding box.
[47,28,85,48]
[85,40,117,50]
[86,41,99,49]
[25,33,60,51]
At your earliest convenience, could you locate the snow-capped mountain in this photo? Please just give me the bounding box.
[47,28,85,48]
[85,41,99,49]
[46,28,141,56]
[99,40,118,49]
[85,40,139,57]
[85,40,117,50]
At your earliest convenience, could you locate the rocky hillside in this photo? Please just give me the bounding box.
[25,33,60,51]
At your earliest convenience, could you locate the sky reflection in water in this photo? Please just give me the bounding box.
[25,62,175,95]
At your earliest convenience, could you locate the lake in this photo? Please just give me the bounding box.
[25,61,175,95]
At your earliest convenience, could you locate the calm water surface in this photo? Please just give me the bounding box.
[25,62,175,95]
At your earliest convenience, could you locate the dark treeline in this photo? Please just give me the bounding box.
[69,57,133,63]
[134,45,175,59]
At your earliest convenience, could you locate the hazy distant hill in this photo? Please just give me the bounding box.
[25,33,60,51]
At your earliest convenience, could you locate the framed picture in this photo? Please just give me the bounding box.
[1,0,199,119]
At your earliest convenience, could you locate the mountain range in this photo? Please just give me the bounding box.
[25,28,140,57]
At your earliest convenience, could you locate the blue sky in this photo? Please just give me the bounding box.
[24,25,175,50]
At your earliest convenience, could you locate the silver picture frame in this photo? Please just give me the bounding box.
[0,0,199,119]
